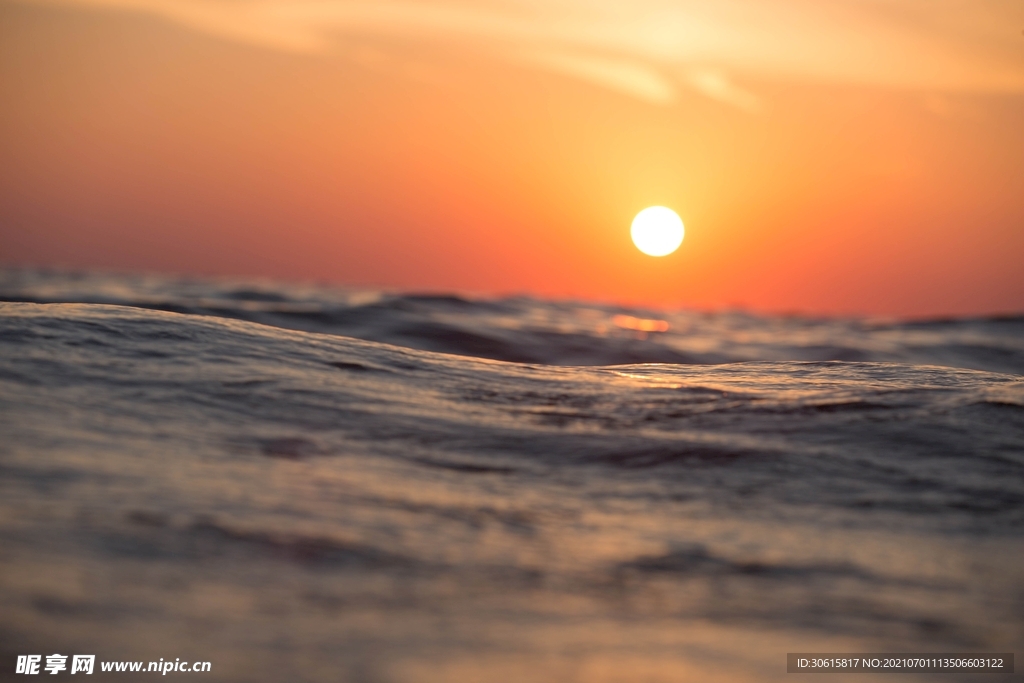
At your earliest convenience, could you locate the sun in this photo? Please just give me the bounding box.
[631,206,684,257]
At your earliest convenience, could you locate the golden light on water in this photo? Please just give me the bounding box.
[631,206,684,257]
[612,314,669,332]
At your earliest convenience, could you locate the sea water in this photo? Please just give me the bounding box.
[1,269,1022,682]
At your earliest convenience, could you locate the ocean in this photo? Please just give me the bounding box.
[1,268,1022,682]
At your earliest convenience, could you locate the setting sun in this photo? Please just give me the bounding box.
[631,206,685,257]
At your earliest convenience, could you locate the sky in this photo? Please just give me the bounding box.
[1,0,1023,315]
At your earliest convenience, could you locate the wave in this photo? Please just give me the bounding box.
[1,301,1022,681]
[2,268,1022,373]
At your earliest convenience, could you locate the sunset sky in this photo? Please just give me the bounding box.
[2,0,1023,315]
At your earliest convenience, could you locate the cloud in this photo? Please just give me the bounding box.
[685,68,760,112]
[519,50,677,104]
[16,0,1024,104]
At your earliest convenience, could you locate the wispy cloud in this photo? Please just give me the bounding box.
[17,0,1024,105]
[685,68,760,112]
[519,50,678,105]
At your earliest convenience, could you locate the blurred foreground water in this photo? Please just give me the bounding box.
[1,270,1022,682]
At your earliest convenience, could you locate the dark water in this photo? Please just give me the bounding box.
[1,269,1022,682]
[3,268,1023,372]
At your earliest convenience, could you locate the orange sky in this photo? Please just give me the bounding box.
[1,0,1023,315]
